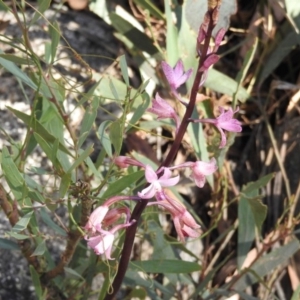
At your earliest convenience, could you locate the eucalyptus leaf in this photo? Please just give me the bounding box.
[234,239,300,291]
[0,238,19,250]
[98,120,112,157]
[30,265,43,299]
[64,267,84,280]
[238,174,272,269]
[31,240,47,256]
[129,259,200,273]
[164,0,179,64]
[101,170,144,198]
[119,54,129,86]
[109,121,122,155]
[29,0,51,25]
[39,207,67,237]
[12,211,34,232]
[8,107,73,156]
[49,20,60,64]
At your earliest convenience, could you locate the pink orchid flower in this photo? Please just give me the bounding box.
[161,59,192,91]
[84,205,109,233]
[86,221,135,259]
[148,192,201,242]
[169,158,217,188]
[147,93,181,131]
[138,165,180,199]
[193,106,242,148]
[190,158,217,188]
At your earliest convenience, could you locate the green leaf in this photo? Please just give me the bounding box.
[177,3,198,91]
[233,37,258,106]
[39,207,67,237]
[30,265,43,299]
[78,97,100,148]
[0,238,19,250]
[8,107,73,157]
[30,0,51,25]
[234,239,300,291]
[34,133,62,171]
[8,232,29,240]
[109,120,122,155]
[1,146,28,201]
[238,196,256,270]
[109,12,162,60]
[59,173,71,198]
[0,50,37,91]
[49,20,60,64]
[238,174,272,269]
[85,156,103,179]
[64,267,84,280]
[247,197,268,232]
[127,92,150,132]
[164,0,179,64]
[205,69,250,102]
[125,269,173,299]
[102,170,144,198]
[98,120,112,157]
[12,211,34,232]
[132,0,164,20]
[67,144,94,173]
[243,173,275,194]
[119,54,129,86]
[258,32,300,84]
[0,1,9,10]
[0,54,34,65]
[126,287,147,300]
[31,240,47,256]
[129,259,200,273]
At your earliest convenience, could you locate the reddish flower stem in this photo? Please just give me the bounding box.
[104,7,218,300]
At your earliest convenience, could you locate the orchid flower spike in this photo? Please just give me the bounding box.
[138,165,180,199]
[161,59,192,91]
[147,93,181,132]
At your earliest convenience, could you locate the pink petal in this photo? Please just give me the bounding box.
[174,59,184,77]
[216,126,227,148]
[138,184,157,199]
[182,225,201,238]
[85,205,109,232]
[159,174,180,187]
[182,211,201,229]
[161,61,176,87]
[93,234,114,255]
[193,158,217,176]
[192,173,206,188]
[144,165,158,183]
[219,119,242,132]
[174,217,185,242]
